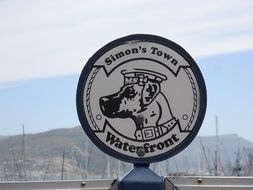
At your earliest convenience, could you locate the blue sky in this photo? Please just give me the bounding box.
[1,50,253,141]
[0,0,253,141]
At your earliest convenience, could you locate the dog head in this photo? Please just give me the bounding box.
[99,69,167,119]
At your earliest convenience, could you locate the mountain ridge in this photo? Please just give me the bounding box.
[0,126,253,181]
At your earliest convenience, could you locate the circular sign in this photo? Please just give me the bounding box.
[76,34,207,163]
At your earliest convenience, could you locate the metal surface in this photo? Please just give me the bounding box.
[76,34,207,163]
[0,179,113,190]
[1,176,253,190]
[119,164,165,190]
[170,176,253,190]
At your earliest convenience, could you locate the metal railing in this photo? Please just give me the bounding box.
[0,176,253,190]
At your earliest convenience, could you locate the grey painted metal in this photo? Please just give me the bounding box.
[0,179,113,190]
[0,177,253,190]
[170,176,253,190]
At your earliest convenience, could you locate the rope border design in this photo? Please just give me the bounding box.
[86,67,100,131]
[184,68,198,131]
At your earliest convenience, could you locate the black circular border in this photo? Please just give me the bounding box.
[76,34,207,163]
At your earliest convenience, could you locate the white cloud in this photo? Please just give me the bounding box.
[0,0,253,84]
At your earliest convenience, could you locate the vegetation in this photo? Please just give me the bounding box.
[0,127,253,181]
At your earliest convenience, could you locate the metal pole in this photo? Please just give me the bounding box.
[22,125,27,180]
[85,136,88,178]
[61,150,65,180]
[215,116,220,176]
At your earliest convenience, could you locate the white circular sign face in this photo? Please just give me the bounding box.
[77,34,206,163]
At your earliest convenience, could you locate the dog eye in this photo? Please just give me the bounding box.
[129,91,136,98]
[121,87,137,98]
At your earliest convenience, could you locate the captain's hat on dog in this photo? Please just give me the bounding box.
[121,69,167,86]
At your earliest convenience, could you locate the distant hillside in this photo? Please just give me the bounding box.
[172,133,253,175]
[0,126,253,181]
[0,127,132,181]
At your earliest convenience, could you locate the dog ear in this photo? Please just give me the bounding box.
[142,82,160,106]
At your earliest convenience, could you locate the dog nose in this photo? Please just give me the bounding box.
[99,95,121,118]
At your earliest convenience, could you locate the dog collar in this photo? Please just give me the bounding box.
[135,118,177,140]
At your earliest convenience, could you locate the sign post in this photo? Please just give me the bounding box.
[76,34,207,189]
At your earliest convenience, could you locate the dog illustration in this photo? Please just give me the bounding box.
[99,69,177,140]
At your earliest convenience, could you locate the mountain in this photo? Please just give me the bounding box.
[0,127,132,181]
[0,135,6,140]
[0,127,253,181]
[169,134,253,176]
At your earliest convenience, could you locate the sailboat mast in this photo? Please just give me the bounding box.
[85,135,88,178]
[215,115,220,176]
[22,125,27,180]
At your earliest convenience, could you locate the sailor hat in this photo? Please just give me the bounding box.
[121,69,167,86]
